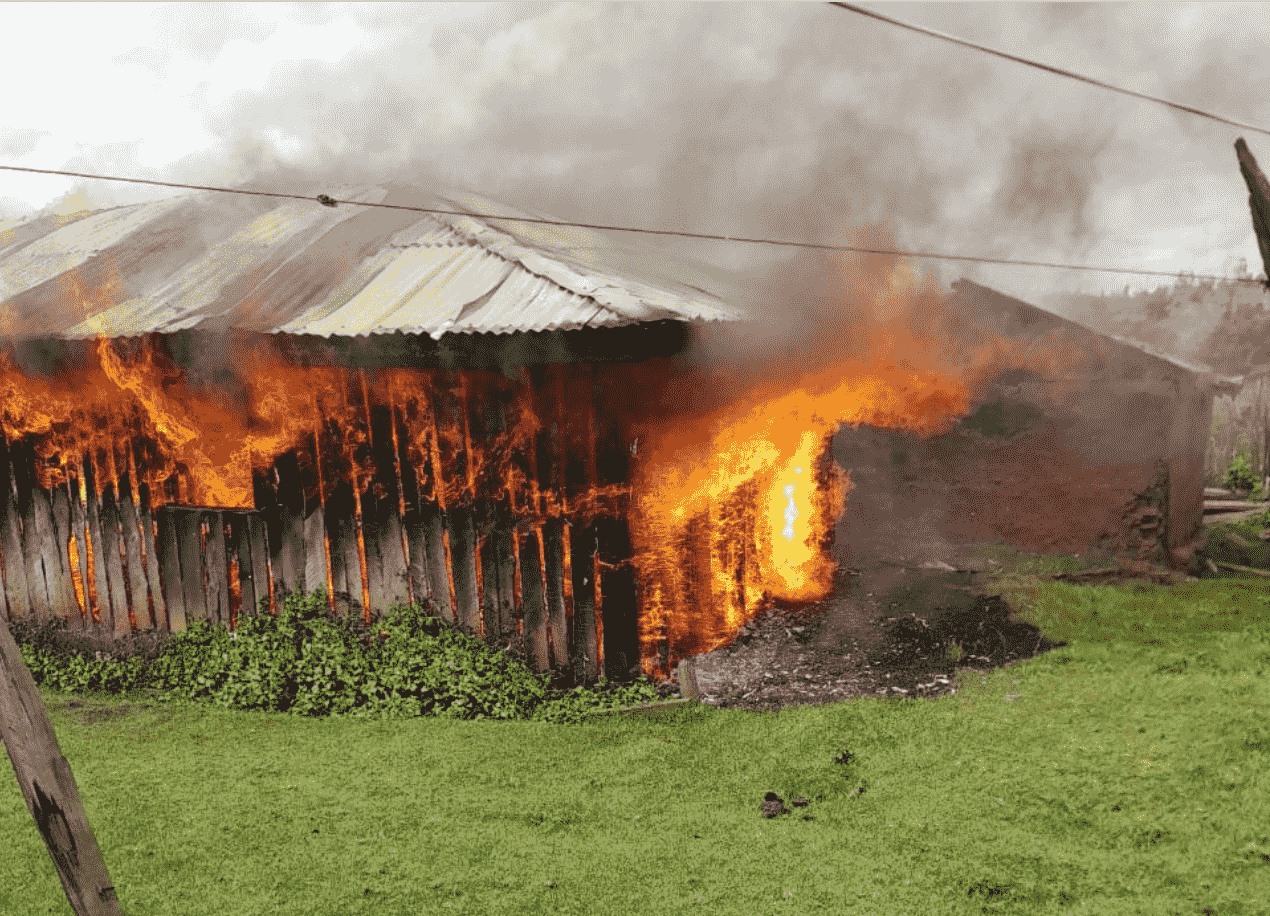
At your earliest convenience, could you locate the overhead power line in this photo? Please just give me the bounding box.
[828,2,1270,139]
[0,163,1265,287]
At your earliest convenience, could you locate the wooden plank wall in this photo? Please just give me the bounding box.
[0,368,640,684]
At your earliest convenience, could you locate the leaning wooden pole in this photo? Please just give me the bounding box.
[0,617,123,915]
[1235,137,1270,289]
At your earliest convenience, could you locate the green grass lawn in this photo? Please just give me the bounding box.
[4,566,1270,915]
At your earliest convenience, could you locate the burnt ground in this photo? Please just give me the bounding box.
[684,561,1070,712]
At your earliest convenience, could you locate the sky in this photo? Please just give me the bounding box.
[1,1,1269,310]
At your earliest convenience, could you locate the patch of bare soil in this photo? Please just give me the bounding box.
[685,562,1068,712]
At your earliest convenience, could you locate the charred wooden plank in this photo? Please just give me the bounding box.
[479,507,516,643]
[253,468,282,612]
[81,459,113,633]
[541,518,568,675]
[156,509,187,633]
[224,512,250,628]
[96,486,132,638]
[519,527,549,671]
[66,478,92,628]
[115,475,151,633]
[359,483,386,616]
[174,508,207,624]
[273,453,307,601]
[203,511,229,628]
[421,502,451,619]
[48,484,82,629]
[0,435,32,622]
[569,522,599,683]
[9,440,51,615]
[377,504,410,612]
[325,480,360,618]
[302,501,328,606]
[404,511,430,607]
[447,505,480,633]
[137,484,166,632]
[369,397,409,612]
[245,513,271,617]
[596,515,638,682]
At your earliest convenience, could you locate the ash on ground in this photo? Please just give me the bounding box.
[684,563,1067,712]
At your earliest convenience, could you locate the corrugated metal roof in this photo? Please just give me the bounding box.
[0,183,743,340]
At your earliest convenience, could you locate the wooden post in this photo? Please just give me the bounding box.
[1235,137,1270,287]
[0,617,124,915]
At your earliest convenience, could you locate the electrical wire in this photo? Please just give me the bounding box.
[0,163,1265,287]
[828,2,1270,139]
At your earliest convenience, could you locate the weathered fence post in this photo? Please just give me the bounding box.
[0,619,124,915]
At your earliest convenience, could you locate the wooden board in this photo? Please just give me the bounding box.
[203,511,229,628]
[156,509,187,633]
[66,478,92,627]
[596,515,638,681]
[326,481,360,618]
[82,459,114,632]
[302,501,328,605]
[246,513,271,617]
[541,518,568,675]
[137,486,167,632]
[48,484,81,628]
[174,508,206,624]
[0,437,31,622]
[224,512,250,626]
[422,503,451,619]
[10,441,51,615]
[404,511,431,606]
[273,454,306,601]
[115,479,151,631]
[448,505,479,632]
[519,528,549,671]
[569,522,599,682]
[359,484,386,616]
[97,487,132,637]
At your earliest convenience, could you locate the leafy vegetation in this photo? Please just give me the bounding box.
[10,589,663,725]
[5,567,1268,915]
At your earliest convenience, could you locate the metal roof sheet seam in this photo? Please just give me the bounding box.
[0,184,741,339]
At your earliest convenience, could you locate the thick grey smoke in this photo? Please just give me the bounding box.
[34,2,1270,356]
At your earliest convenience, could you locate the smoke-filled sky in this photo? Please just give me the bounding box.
[2,1,1269,308]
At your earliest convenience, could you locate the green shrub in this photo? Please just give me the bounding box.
[12,589,674,722]
[1225,453,1257,493]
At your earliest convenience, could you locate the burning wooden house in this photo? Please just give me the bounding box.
[0,185,744,684]
[0,184,1242,685]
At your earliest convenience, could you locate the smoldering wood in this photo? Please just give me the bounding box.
[272,453,306,600]
[137,485,167,632]
[115,476,151,631]
[369,397,410,611]
[173,508,206,624]
[377,505,410,612]
[302,501,327,607]
[203,511,229,628]
[403,511,431,607]
[9,440,51,614]
[0,436,32,622]
[156,509,187,632]
[0,615,124,916]
[421,503,451,618]
[66,479,92,626]
[81,460,112,631]
[596,515,638,681]
[518,527,549,670]
[245,513,271,617]
[96,486,132,637]
[359,484,387,617]
[30,486,68,617]
[543,520,568,670]
[448,505,479,632]
[569,522,598,682]
[325,481,360,616]
[48,484,80,628]
[225,512,253,625]
[479,506,517,643]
